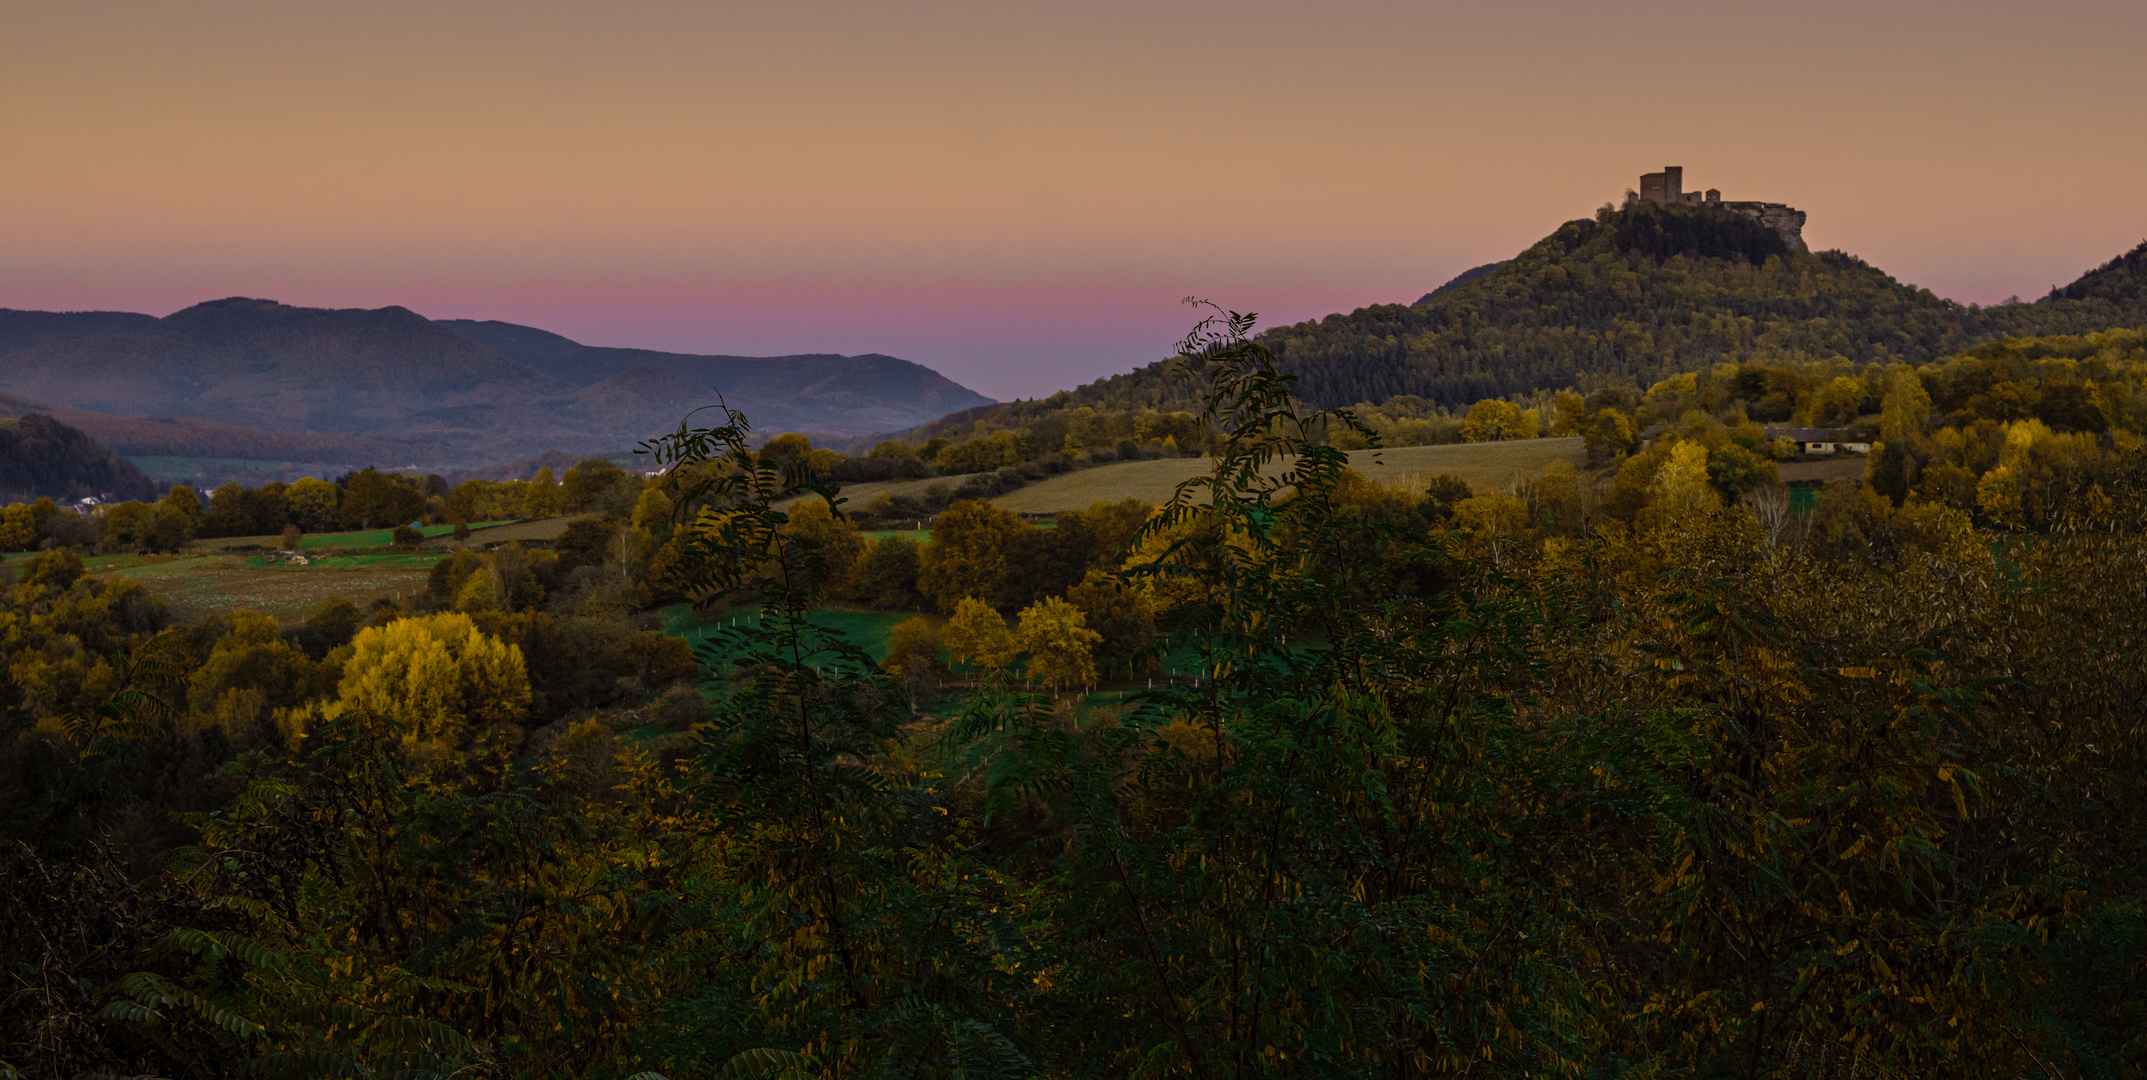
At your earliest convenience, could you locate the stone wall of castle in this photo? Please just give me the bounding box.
[1634,166,1808,253]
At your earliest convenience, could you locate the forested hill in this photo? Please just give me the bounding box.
[432,319,995,435]
[896,205,2147,444]
[2043,238,2147,306]
[0,409,156,504]
[1259,205,2147,408]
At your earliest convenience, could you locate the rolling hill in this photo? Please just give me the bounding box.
[433,319,993,437]
[0,411,157,505]
[0,299,995,474]
[891,207,2147,448]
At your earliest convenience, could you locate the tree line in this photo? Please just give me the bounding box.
[5,310,2147,1076]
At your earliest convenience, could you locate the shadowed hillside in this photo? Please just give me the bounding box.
[435,319,994,437]
[0,412,156,504]
[0,309,159,355]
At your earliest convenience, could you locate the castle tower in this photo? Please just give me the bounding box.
[1637,165,1685,203]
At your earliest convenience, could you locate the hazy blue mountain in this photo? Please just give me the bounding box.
[0,299,995,469]
[434,319,995,435]
[0,309,159,356]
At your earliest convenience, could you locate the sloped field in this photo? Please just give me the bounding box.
[991,438,1586,512]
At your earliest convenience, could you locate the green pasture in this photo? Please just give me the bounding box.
[297,521,508,550]
[660,603,913,663]
[858,519,1052,544]
[3,550,172,575]
[241,551,444,570]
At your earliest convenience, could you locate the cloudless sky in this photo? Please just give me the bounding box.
[3,0,2143,401]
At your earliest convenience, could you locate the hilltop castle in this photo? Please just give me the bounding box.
[1626,165,1808,252]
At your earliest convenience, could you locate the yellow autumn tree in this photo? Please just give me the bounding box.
[916,500,1027,611]
[313,612,531,745]
[1649,439,1717,514]
[0,503,35,551]
[631,485,674,535]
[881,615,944,694]
[522,467,565,518]
[1879,366,1932,444]
[1801,374,1868,426]
[284,476,340,531]
[1015,596,1101,690]
[1453,493,1533,540]
[1461,399,1528,442]
[941,597,1016,673]
[455,567,500,613]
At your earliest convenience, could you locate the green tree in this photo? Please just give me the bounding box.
[158,485,205,530]
[854,536,925,610]
[916,500,1026,611]
[203,481,252,537]
[882,615,943,695]
[562,457,632,514]
[1065,570,1153,677]
[780,500,864,599]
[521,467,564,518]
[339,468,426,530]
[635,399,1035,1074]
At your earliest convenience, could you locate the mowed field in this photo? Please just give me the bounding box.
[5,549,445,625]
[789,438,1587,517]
[189,519,561,552]
[993,438,1586,512]
[1777,456,1868,483]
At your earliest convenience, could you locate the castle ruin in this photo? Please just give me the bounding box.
[1628,166,1808,252]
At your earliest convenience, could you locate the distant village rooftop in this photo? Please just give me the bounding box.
[1625,165,1809,253]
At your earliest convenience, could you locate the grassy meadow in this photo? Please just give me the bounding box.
[660,603,916,663]
[0,549,446,624]
[993,437,1586,512]
[792,438,1587,518]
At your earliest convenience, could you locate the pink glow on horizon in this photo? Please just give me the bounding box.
[0,274,1436,402]
[3,0,2143,404]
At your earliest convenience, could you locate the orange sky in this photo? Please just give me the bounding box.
[3,0,2143,400]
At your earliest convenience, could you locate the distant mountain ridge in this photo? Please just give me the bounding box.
[0,300,995,473]
[432,320,993,436]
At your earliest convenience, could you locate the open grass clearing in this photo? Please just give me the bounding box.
[189,521,514,552]
[862,527,933,543]
[88,553,440,624]
[991,438,1586,512]
[1778,456,1867,483]
[659,603,918,663]
[420,517,574,548]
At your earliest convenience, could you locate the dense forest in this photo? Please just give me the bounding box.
[5,304,2147,1076]
[0,412,156,505]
